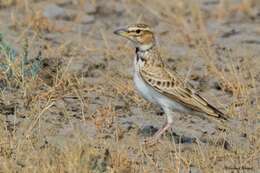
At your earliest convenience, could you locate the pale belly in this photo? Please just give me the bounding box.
[133,71,190,114]
[133,71,156,104]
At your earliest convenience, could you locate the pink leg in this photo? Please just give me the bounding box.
[144,122,173,145]
[144,108,174,145]
[153,122,173,139]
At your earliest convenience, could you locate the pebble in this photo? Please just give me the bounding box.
[137,125,158,137]
[81,15,95,24]
[168,131,196,144]
[43,4,66,19]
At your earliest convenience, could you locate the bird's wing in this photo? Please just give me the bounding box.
[140,66,228,120]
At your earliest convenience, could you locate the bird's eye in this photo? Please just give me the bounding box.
[136,29,141,34]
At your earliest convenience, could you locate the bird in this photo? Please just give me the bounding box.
[114,23,229,144]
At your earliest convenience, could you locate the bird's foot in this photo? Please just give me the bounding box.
[141,122,173,146]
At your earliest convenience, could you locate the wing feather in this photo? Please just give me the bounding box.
[140,66,228,120]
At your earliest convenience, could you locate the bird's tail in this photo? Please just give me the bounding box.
[207,103,229,121]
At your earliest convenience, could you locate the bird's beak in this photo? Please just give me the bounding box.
[113,28,129,37]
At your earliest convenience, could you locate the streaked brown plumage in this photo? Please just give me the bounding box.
[114,23,229,144]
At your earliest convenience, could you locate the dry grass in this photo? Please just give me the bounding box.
[0,0,259,172]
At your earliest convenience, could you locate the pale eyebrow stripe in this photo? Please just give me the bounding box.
[128,27,151,32]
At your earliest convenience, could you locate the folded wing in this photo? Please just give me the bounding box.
[140,66,228,120]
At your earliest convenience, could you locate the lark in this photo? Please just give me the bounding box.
[114,24,228,144]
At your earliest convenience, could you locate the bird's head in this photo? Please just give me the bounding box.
[114,23,155,51]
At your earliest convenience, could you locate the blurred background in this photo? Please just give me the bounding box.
[0,0,259,172]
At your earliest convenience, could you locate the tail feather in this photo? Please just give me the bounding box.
[207,103,229,120]
[194,93,229,121]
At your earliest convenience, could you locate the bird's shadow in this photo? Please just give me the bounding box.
[138,125,231,150]
[138,125,196,144]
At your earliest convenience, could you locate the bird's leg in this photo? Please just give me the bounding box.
[154,122,173,139]
[144,122,173,145]
[145,110,173,145]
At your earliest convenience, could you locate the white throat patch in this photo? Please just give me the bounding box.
[138,43,154,51]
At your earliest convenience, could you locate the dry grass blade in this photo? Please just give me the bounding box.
[25,101,54,138]
[0,0,259,172]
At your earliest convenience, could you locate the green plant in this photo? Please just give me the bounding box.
[0,33,43,87]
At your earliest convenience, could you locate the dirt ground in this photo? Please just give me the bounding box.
[0,0,260,172]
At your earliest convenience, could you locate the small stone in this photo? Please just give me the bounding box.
[43,4,66,19]
[114,99,126,111]
[138,125,158,137]
[168,132,195,144]
[0,102,15,115]
[81,15,95,24]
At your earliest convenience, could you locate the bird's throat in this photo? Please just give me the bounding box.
[137,43,154,51]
